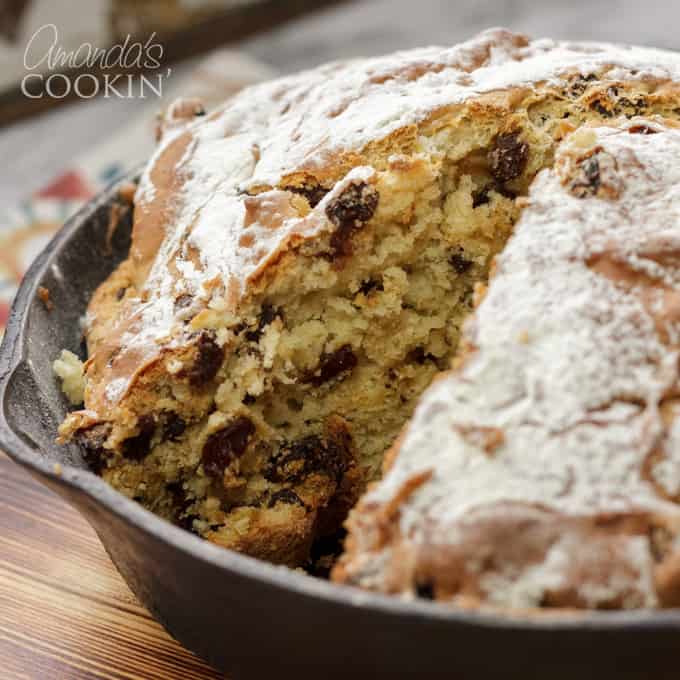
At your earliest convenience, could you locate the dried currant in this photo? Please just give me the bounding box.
[285,184,329,208]
[325,181,379,259]
[472,183,515,207]
[75,423,112,475]
[407,347,437,365]
[449,250,473,274]
[202,416,255,479]
[185,331,224,386]
[122,415,155,461]
[264,433,350,485]
[472,186,491,207]
[591,99,613,117]
[488,132,529,183]
[358,278,384,295]
[162,413,186,442]
[245,304,283,342]
[167,481,200,533]
[568,73,597,96]
[305,345,357,387]
[567,150,622,200]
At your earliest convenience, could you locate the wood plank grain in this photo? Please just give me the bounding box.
[0,452,221,679]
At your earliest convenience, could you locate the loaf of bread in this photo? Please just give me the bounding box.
[56,29,680,581]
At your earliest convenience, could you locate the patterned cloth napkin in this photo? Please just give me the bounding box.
[0,48,273,332]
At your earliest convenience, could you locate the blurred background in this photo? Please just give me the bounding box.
[1,0,680,212]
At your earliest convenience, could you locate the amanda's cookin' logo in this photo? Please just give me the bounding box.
[21,24,171,99]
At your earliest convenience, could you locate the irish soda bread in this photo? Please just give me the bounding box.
[56,29,680,579]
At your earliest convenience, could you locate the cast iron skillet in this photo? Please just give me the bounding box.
[2,171,680,680]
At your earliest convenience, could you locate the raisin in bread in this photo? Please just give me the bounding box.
[334,119,680,610]
[57,28,680,569]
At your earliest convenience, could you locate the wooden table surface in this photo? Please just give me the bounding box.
[0,452,221,679]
